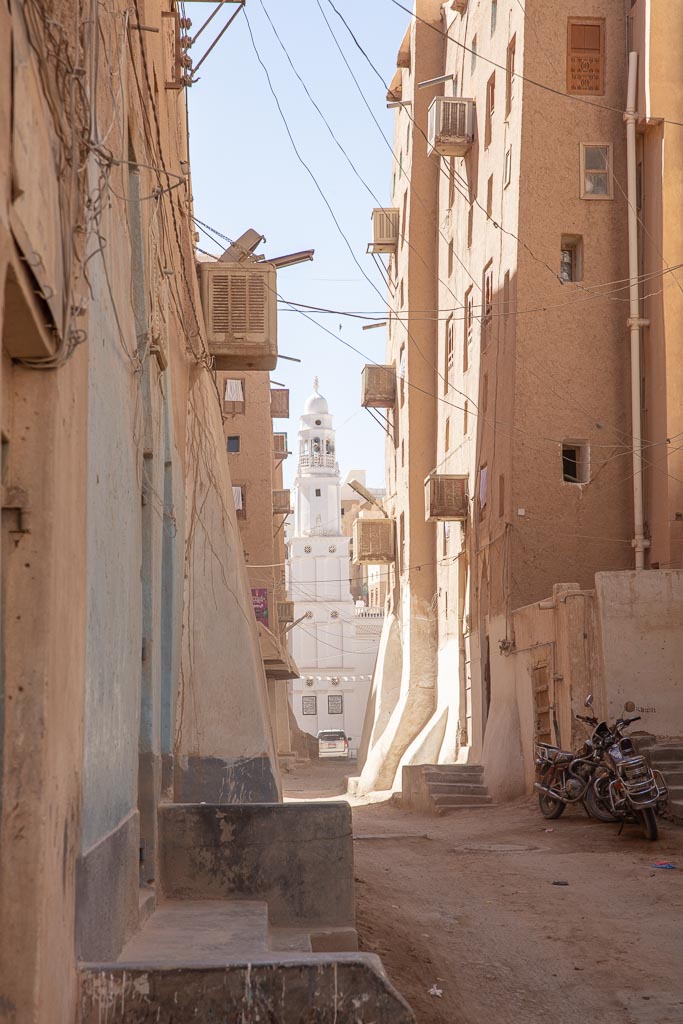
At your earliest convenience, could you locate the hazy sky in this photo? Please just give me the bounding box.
[187,0,409,489]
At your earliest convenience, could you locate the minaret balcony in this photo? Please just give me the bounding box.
[299,453,337,470]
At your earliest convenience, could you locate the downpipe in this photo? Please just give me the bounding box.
[625,50,648,569]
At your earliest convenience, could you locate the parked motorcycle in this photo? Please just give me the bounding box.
[534,713,603,821]
[579,699,668,841]
[534,695,668,841]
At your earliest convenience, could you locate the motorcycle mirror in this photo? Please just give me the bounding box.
[584,694,594,708]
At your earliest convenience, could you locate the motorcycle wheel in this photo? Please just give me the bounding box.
[638,808,658,841]
[538,791,565,819]
[584,778,620,823]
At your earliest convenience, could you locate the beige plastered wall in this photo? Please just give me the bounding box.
[356,0,443,795]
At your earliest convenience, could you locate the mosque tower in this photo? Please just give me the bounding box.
[287,380,374,749]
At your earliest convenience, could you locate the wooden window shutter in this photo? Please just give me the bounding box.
[567,18,605,95]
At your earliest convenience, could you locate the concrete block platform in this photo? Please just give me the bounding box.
[79,957,415,1023]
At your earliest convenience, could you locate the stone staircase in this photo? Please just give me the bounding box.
[78,803,415,1023]
[637,736,683,823]
[402,763,492,815]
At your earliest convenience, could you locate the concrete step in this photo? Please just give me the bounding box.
[432,793,492,806]
[426,763,484,775]
[426,782,489,797]
[118,900,272,965]
[664,785,683,802]
[656,770,683,786]
[648,746,683,761]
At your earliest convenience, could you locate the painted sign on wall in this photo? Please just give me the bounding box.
[251,588,269,626]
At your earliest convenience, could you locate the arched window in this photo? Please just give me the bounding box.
[312,436,321,454]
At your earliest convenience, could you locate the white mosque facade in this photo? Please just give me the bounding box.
[287,382,381,755]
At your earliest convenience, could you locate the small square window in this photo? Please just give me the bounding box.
[560,235,583,282]
[580,144,613,199]
[315,488,321,497]
[227,435,240,453]
[562,441,590,483]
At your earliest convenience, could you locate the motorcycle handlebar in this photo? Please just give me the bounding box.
[617,715,641,726]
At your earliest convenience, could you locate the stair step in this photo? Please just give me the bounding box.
[118,900,271,965]
[649,746,683,761]
[433,793,492,806]
[665,785,683,800]
[426,782,489,796]
[426,763,484,774]
[657,770,683,785]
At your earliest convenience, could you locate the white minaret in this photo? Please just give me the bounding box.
[287,381,375,753]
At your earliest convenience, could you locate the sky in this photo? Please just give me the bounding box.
[187,0,410,490]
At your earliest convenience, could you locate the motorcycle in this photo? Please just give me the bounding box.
[534,694,668,840]
[534,714,603,821]
[579,698,668,841]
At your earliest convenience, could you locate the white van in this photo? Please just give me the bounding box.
[317,729,350,759]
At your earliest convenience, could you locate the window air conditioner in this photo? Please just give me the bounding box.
[361,364,397,409]
[427,97,475,157]
[353,518,395,565]
[425,472,469,521]
[277,600,294,624]
[198,260,277,371]
[369,208,400,254]
[272,489,292,515]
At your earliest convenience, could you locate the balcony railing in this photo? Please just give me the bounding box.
[299,454,336,469]
[354,606,385,618]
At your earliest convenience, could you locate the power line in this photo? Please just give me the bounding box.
[388,0,683,131]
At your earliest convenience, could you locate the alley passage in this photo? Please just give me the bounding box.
[285,763,683,1024]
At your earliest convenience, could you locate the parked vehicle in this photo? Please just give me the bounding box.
[317,729,351,759]
[534,719,603,821]
[534,695,668,840]
[580,701,668,841]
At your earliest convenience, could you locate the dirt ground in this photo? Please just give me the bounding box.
[283,761,683,1024]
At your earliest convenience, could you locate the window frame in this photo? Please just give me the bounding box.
[580,143,613,200]
[464,287,474,370]
[560,234,584,282]
[233,484,246,519]
[504,146,512,188]
[481,262,494,349]
[561,440,590,484]
[223,377,246,415]
[302,694,318,716]
[505,35,516,116]
[227,435,241,454]
[567,17,605,96]
[485,72,495,148]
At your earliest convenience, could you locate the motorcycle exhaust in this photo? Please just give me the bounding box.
[534,782,567,804]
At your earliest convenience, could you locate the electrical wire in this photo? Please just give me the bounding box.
[388,0,683,131]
